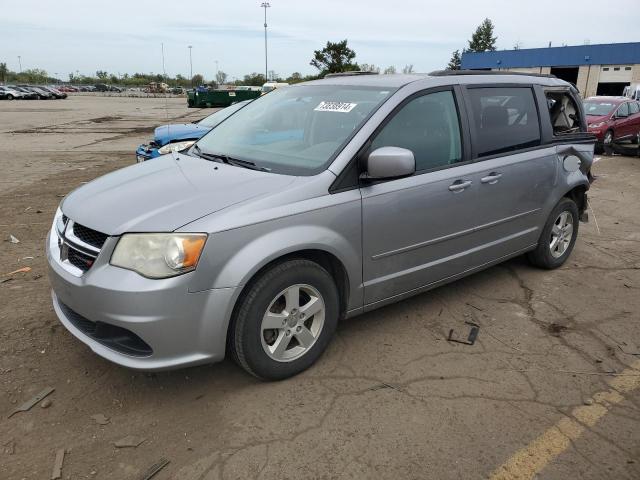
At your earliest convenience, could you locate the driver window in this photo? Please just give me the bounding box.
[616,103,629,117]
[370,90,462,171]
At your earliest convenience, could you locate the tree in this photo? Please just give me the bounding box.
[242,72,266,86]
[360,63,380,73]
[383,65,396,75]
[96,70,109,80]
[191,74,204,86]
[216,70,228,85]
[0,63,7,83]
[402,64,415,74]
[447,50,462,70]
[310,39,358,74]
[467,18,497,52]
[286,72,303,83]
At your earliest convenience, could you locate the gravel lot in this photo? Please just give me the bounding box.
[1,96,639,480]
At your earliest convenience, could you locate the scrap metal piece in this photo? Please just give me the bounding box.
[114,435,146,448]
[51,448,65,480]
[447,321,480,346]
[8,386,55,418]
[139,457,170,480]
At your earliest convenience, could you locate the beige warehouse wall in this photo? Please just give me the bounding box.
[577,65,600,98]
[632,65,640,83]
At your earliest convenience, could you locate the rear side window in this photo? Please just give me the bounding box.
[370,90,462,171]
[467,87,540,157]
[546,90,583,135]
[631,102,640,115]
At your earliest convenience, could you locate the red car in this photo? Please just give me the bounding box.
[584,96,640,149]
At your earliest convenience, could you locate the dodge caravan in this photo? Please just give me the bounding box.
[47,71,594,380]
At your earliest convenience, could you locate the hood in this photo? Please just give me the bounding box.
[154,123,211,146]
[585,114,611,125]
[62,154,296,235]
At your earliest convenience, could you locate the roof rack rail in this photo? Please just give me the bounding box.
[429,69,557,79]
[324,71,380,78]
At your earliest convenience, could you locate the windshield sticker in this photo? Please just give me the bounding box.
[314,101,358,113]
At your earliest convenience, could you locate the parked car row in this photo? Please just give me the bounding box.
[0,84,67,100]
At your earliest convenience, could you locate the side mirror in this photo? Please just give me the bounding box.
[365,147,415,180]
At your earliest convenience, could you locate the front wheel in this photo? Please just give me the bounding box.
[230,259,339,380]
[527,198,579,269]
[7,94,14,100]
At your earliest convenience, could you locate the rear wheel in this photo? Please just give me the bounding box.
[527,198,579,269]
[230,259,339,380]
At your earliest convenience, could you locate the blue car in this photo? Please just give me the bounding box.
[136,100,250,162]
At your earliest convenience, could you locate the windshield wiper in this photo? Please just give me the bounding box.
[194,148,270,172]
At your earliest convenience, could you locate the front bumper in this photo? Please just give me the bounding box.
[46,228,238,370]
[135,144,161,163]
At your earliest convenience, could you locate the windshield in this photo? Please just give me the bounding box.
[583,101,616,116]
[194,84,395,175]
[198,101,249,128]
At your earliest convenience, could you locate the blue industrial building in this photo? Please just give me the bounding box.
[461,42,640,97]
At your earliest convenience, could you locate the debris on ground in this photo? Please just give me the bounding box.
[3,439,16,455]
[369,382,401,392]
[447,321,480,346]
[114,435,146,448]
[547,323,568,336]
[583,398,594,406]
[51,448,65,480]
[8,386,55,418]
[40,398,52,409]
[90,413,110,425]
[3,266,32,277]
[8,234,20,244]
[139,457,170,480]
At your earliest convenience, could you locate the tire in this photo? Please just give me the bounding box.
[603,130,614,146]
[7,94,14,100]
[230,259,339,380]
[527,197,579,269]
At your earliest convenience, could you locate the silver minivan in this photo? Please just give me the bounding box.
[47,71,594,379]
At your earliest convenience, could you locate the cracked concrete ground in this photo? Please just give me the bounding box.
[1,96,639,479]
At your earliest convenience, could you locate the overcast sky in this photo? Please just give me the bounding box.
[2,0,638,81]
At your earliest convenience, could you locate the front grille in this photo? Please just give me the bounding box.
[67,248,96,271]
[58,301,153,357]
[56,215,109,275]
[72,223,108,249]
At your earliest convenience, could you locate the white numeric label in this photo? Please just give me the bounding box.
[314,101,358,113]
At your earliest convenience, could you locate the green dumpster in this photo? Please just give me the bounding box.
[188,88,261,108]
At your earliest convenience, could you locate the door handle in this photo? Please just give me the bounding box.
[480,173,502,184]
[448,180,472,192]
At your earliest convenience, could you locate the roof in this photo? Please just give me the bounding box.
[584,96,629,104]
[302,71,568,89]
[304,73,428,88]
[461,42,640,69]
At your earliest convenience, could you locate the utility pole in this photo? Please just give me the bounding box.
[188,45,193,86]
[261,2,270,82]
[17,56,22,73]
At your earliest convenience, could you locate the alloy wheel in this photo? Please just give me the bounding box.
[549,211,574,259]
[260,284,325,362]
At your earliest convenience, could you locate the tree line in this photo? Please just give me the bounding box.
[0,19,497,88]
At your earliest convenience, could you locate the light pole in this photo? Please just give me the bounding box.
[261,2,270,82]
[17,55,22,73]
[188,45,193,86]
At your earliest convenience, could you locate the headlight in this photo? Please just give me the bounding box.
[157,140,196,155]
[111,233,207,278]
[53,207,66,234]
[589,122,606,128]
